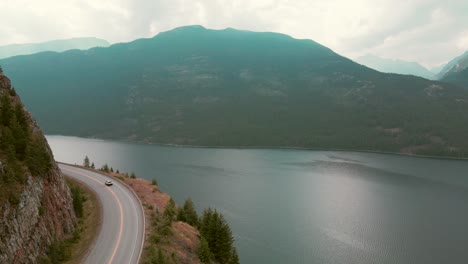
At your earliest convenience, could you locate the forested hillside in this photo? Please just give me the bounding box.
[2,26,468,157]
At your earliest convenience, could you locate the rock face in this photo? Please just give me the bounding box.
[0,72,76,263]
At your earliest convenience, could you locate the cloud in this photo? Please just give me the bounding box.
[0,0,467,67]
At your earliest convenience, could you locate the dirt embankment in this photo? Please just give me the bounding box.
[108,172,201,264]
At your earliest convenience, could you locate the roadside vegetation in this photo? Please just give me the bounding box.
[81,157,239,264]
[40,178,100,264]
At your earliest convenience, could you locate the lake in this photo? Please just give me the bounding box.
[46,135,468,264]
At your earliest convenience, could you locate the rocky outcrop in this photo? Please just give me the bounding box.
[0,72,76,263]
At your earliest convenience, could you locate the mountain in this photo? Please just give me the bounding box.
[0,37,110,59]
[439,51,468,87]
[355,54,435,79]
[0,70,76,262]
[430,63,446,75]
[2,25,468,157]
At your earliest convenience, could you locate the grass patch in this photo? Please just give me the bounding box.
[55,177,101,264]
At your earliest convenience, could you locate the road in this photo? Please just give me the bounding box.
[59,163,145,264]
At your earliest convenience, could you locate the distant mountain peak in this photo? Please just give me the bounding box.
[171,25,207,31]
[0,37,110,59]
[439,51,468,87]
[437,51,468,79]
[355,54,435,80]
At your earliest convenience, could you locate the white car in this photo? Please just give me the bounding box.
[105,180,113,186]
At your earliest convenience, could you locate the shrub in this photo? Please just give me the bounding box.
[70,186,83,218]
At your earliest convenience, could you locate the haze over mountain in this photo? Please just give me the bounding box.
[439,51,468,87]
[0,38,110,59]
[2,26,468,157]
[355,54,435,80]
[430,64,446,75]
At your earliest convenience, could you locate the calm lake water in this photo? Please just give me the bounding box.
[46,135,468,264]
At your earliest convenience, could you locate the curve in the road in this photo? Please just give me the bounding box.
[60,164,145,264]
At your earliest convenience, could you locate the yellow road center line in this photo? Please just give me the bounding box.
[62,167,124,264]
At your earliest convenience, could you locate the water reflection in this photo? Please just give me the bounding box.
[47,135,468,264]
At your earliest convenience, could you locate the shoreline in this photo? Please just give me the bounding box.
[47,134,468,162]
[58,162,202,263]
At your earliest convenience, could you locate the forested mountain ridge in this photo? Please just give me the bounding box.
[2,26,468,157]
[0,70,76,262]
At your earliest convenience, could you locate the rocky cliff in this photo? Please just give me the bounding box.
[0,70,76,263]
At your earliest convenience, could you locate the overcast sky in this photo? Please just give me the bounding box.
[1,0,467,68]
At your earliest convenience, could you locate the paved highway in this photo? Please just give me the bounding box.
[60,163,145,264]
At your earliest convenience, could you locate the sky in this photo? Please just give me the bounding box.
[1,0,467,68]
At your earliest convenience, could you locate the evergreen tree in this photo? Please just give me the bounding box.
[26,134,52,176]
[197,236,213,263]
[101,164,109,173]
[0,92,13,126]
[90,162,95,169]
[83,156,90,167]
[229,248,240,264]
[0,127,16,159]
[9,87,16,96]
[151,178,158,185]
[14,103,26,127]
[176,207,186,222]
[163,198,176,222]
[10,116,28,161]
[200,208,235,263]
[182,198,198,227]
[110,167,114,173]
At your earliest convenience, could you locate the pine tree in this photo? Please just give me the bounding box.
[14,103,26,127]
[26,134,52,176]
[182,198,198,227]
[90,162,95,169]
[10,116,28,161]
[101,164,109,173]
[177,207,187,222]
[9,87,16,96]
[83,156,90,167]
[163,198,176,222]
[229,248,240,264]
[197,236,213,263]
[199,208,235,263]
[0,92,13,126]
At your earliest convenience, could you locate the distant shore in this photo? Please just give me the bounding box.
[47,134,468,161]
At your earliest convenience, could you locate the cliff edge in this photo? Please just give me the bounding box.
[0,70,76,263]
